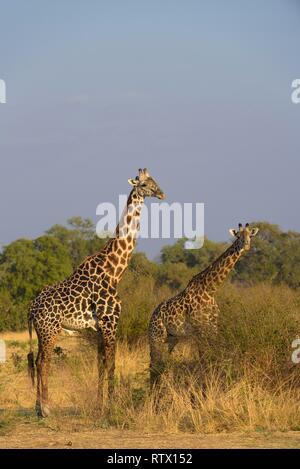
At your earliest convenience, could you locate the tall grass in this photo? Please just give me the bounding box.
[1,283,300,433]
[46,340,300,434]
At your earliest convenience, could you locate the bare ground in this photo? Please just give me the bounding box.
[1,423,300,449]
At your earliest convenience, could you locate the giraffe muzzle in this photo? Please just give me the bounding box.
[157,192,166,200]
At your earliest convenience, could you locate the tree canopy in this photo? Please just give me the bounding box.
[0,219,299,331]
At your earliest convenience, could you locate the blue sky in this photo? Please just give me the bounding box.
[0,0,299,258]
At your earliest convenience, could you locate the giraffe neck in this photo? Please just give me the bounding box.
[191,240,244,295]
[95,188,145,283]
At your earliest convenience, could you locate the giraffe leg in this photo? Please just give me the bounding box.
[35,348,42,415]
[104,338,116,401]
[193,309,219,404]
[149,338,168,390]
[102,297,120,403]
[96,331,117,406]
[194,302,219,361]
[35,335,58,418]
[96,298,120,407]
[96,331,106,408]
[149,315,168,390]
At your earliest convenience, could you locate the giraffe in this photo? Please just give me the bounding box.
[27,168,165,417]
[148,223,259,388]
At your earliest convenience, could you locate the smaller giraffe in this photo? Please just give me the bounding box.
[148,223,259,388]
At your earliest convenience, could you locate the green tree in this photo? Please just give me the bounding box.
[276,231,300,288]
[233,222,287,285]
[46,217,106,267]
[156,262,194,291]
[0,236,73,330]
[161,237,227,270]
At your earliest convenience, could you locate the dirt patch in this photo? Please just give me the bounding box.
[0,424,300,449]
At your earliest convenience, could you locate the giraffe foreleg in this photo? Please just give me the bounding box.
[149,340,167,390]
[96,330,117,405]
[96,331,117,406]
[149,316,168,390]
[96,297,121,406]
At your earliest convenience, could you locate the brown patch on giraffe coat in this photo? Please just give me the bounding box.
[119,239,126,250]
[109,254,118,265]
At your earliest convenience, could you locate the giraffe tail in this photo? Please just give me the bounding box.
[27,316,35,388]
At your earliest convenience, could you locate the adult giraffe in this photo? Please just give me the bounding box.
[148,223,259,388]
[28,168,165,417]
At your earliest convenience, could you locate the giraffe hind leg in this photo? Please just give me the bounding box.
[35,330,59,418]
[149,317,169,390]
[96,329,106,408]
[96,333,117,408]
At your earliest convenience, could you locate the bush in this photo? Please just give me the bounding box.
[118,269,172,342]
[214,283,300,382]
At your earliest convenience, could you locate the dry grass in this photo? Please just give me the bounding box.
[0,330,36,342]
[1,334,300,436]
[1,283,300,445]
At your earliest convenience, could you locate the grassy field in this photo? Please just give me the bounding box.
[1,284,300,448]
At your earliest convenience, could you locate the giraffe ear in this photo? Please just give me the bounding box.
[250,227,259,237]
[138,168,148,182]
[229,229,238,237]
[128,178,138,186]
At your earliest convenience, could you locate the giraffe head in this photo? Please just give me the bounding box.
[229,223,259,252]
[128,168,165,200]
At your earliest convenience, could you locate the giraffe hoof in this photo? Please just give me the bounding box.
[41,404,50,418]
[36,402,50,418]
